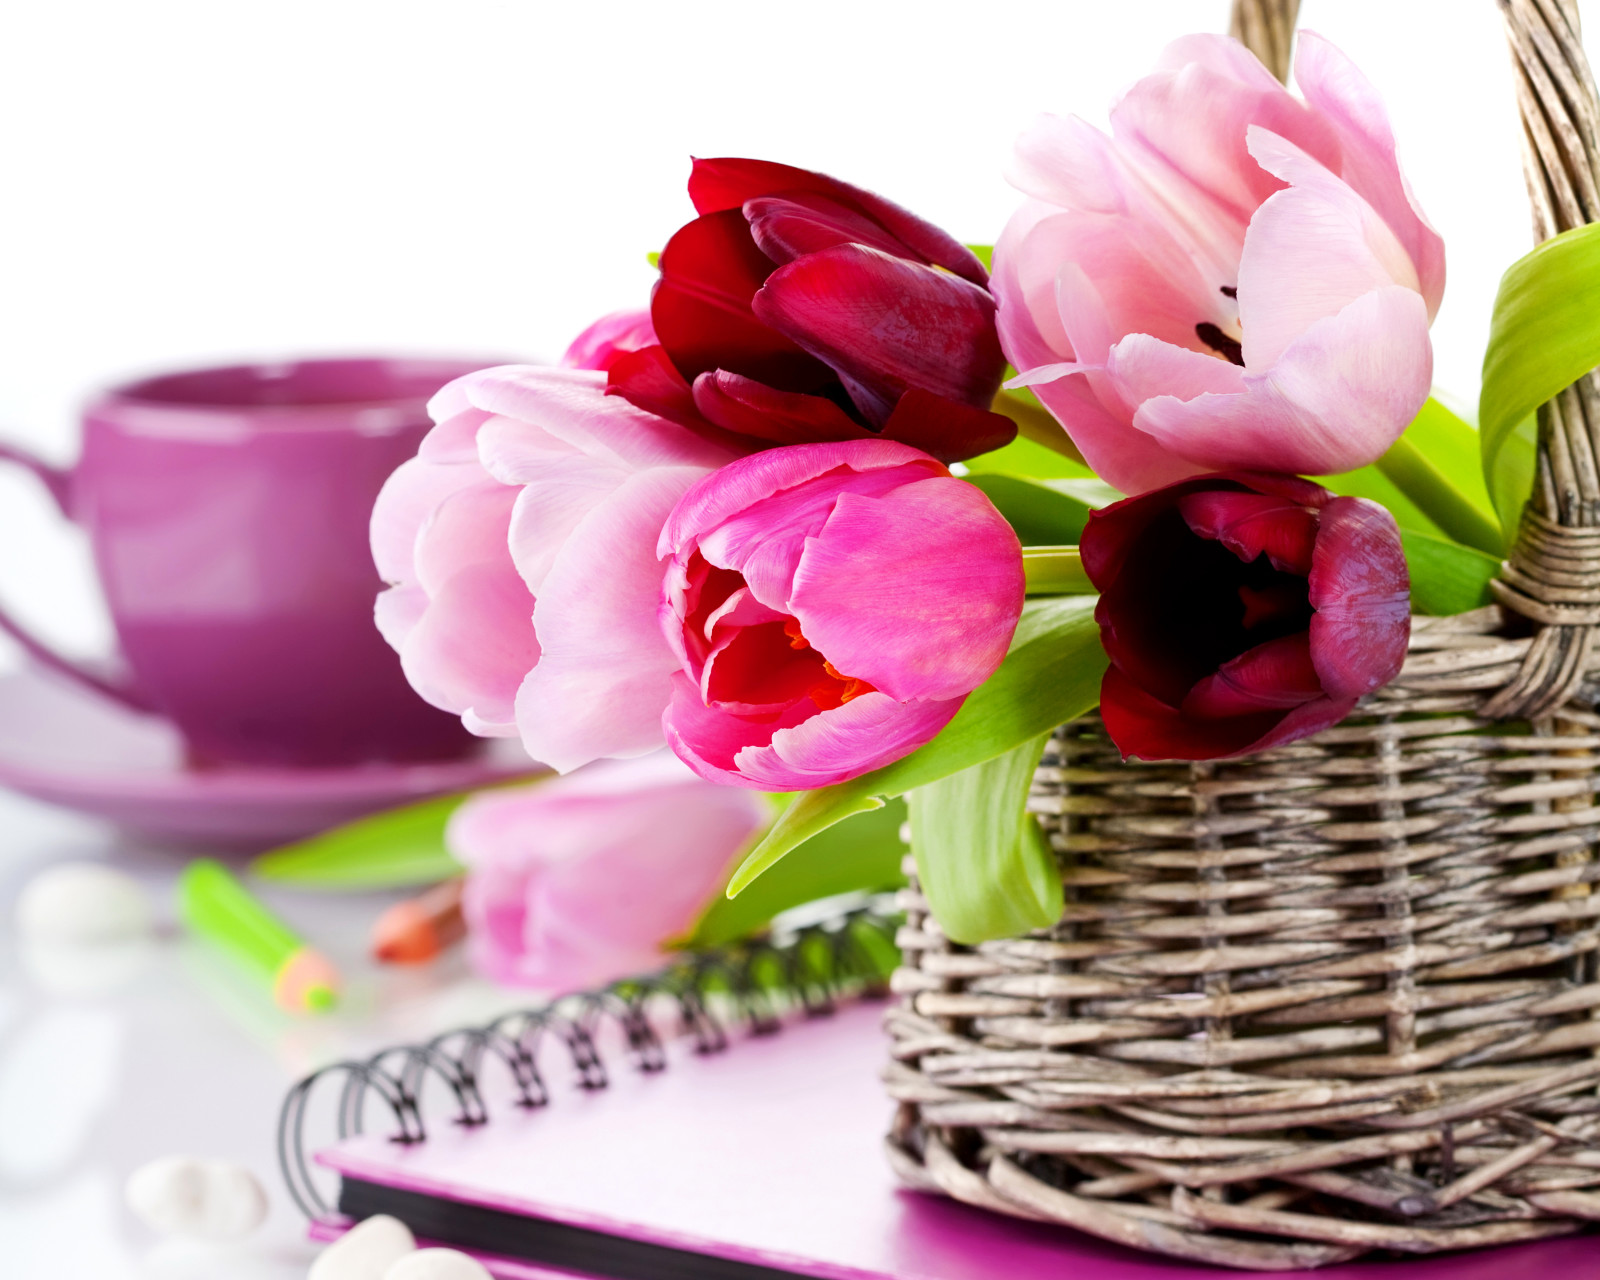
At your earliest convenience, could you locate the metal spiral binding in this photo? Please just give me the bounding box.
[279,898,900,1221]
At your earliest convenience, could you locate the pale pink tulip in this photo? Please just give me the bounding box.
[448,752,768,990]
[658,439,1024,789]
[994,32,1444,494]
[371,364,739,767]
[561,308,657,373]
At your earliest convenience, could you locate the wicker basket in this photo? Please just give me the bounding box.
[883,0,1600,1269]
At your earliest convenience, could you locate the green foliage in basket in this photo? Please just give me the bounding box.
[686,796,907,947]
[727,596,1106,898]
[1481,220,1600,529]
[908,733,1061,943]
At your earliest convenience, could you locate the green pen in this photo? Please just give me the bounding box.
[178,859,340,1014]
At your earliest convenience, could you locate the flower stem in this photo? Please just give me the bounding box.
[1375,435,1504,556]
[1022,545,1094,595]
[991,386,1087,465]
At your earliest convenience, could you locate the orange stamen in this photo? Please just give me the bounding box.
[783,618,810,650]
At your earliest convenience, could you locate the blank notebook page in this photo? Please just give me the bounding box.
[315,1000,1597,1280]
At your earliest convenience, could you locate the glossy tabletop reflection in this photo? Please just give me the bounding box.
[0,787,534,1279]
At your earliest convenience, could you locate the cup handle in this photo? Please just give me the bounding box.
[0,440,157,713]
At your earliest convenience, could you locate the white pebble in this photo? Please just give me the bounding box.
[16,863,152,946]
[125,1155,267,1240]
[384,1248,493,1280]
[309,1214,416,1280]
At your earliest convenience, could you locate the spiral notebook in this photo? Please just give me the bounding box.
[280,914,1595,1280]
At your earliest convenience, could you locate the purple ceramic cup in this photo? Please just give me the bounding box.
[0,357,498,768]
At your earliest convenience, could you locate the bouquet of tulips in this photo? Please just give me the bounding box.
[370,30,1598,946]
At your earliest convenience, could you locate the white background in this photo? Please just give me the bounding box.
[0,0,1586,667]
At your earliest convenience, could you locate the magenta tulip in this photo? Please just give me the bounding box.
[561,308,657,373]
[370,363,739,767]
[1081,472,1409,761]
[994,32,1445,494]
[608,158,1016,464]
[658,439,1024,789]
[448,752,768,991]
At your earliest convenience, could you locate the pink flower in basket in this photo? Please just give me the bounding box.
[559,307,657,373]
[993,32,1445,494]
[370,362,739,769]
[1081,472,1410,760]
[658,439,1024,788]
[448,752,768,991]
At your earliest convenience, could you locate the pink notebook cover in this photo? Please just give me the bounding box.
[312,1001,1597,1280]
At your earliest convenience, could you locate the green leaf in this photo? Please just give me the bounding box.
[908,734,1060,944]
[966,474,1116,545]
[1316,463,1445,539]
[1374,400,1502,555]
[647,250,661,268]
[1481,221,1600,530]
[687,798,907,947]
[727,596,1105,896]
[964,431,1095,480]
[1022,545,1094,595]
[991,385,1091,467]
[1401,528,1500,617]
[965,243,994,271]
[1318,396,1501,553]
[251,792,472,889]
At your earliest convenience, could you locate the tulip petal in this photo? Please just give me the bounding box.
[877,388,1019,464]
[396,560,538,730]
[788,479,1022,702]
[1107,333,1246,406]
[469,366,737,475]
[687,157,989,285]
[696,460,933,614]
[744,192,916,267]
[1181,632,1323,717]
[561,308,657,373]
[370,454,488,583]
[1101,663,1351,761]
[1294,30,1446,319]
[1239,127,1421,370]
[605,344,705,425]
[450,755,766,990]
[505,457,629,596]
[1118,39,1341,234]
[753,245,1005,426]
[691,368,872,445]
[664,673,958,789]
[373,582,427,655]
[1131,284,1432,476]
[515,466,708,772]
[1177,489,1319,574]
[413,480,521,598]
[1308,495,1410,698]
[703,619,833,714]
[653,208,835,392]
[661,438,941,559]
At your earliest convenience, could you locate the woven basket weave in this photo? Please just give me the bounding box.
[883,0,1600,1269]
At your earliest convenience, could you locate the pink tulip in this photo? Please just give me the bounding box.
[561,308,657,373]
[371,363,739,768]
[658,439,1024,789]
[448,752,768,990]
[993,32,1445,494]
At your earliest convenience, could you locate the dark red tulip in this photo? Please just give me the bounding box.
[1080,473,1410,761]
[607,157,1016,464]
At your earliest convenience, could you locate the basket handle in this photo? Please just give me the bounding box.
[1481,0,1600,718]
[1229,0,1300,84]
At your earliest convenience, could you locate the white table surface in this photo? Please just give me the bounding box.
[0,785,536,1279]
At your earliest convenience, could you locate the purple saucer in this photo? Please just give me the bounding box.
[0,665,538,849]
